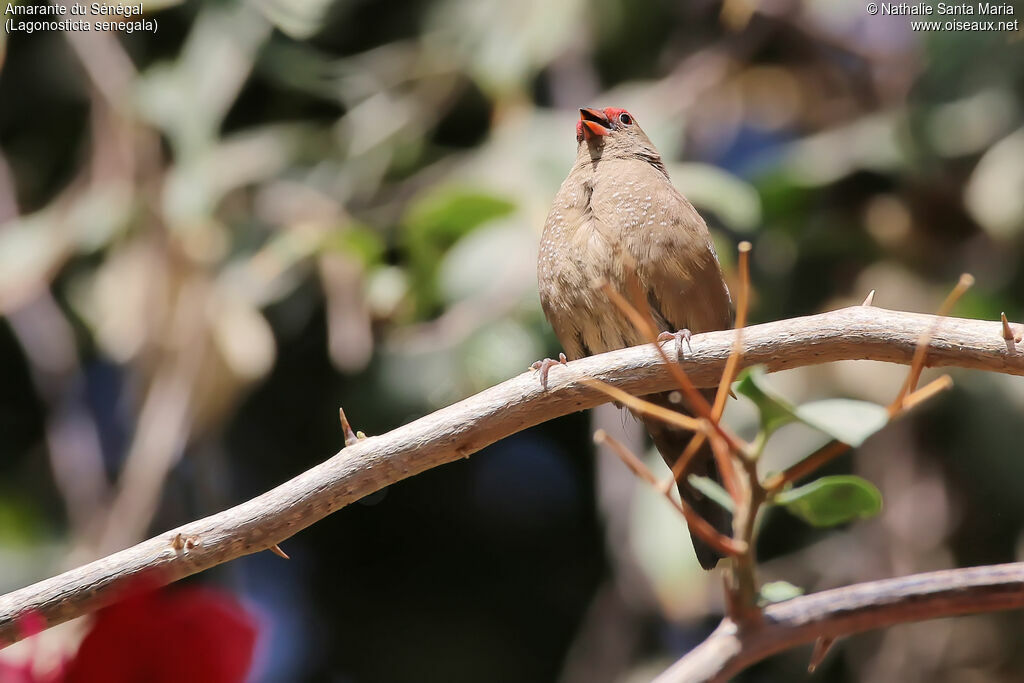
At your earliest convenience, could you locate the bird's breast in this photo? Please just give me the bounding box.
[538,207,648,357]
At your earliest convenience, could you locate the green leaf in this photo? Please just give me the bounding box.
[403,188,516,246]
[323,224,386,266]
[775,475,883,527]
[736,367,889,447]
[795,399,889,447]
[401,187,516,316]
[687,475,735,513]
[735,366,799,436]
[758,580,804,605]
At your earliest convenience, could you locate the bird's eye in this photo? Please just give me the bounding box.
[618,113,633,125]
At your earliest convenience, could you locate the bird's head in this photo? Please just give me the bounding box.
[576,107,661,164]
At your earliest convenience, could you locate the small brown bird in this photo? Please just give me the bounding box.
[536,107,733,569]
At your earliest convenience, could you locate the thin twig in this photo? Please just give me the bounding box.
[581,378,703,432]
[597,278,744,498]
[725,432,766,620]
[764,440,849,492]
[670,242,753,499]
[594,431,745,557]
[891,273,973,411]
[668,424,712,492]
[712,241,751,421]
[597,280,714,419]
[899,374,953,412]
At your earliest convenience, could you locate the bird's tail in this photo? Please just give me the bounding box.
[641,389,732,570]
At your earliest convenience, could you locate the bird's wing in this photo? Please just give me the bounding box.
[628,165,732,335]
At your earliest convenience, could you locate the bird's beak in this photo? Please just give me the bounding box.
[579,108,610,139]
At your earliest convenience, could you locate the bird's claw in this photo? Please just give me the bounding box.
[531,353,567,390]
[658,329,693,359]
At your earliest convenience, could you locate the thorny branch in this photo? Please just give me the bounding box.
[0,301,1022,650]
[587,257,991,680]
[654,563,1024,683]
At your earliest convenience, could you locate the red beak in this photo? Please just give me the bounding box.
[579,108,610,140]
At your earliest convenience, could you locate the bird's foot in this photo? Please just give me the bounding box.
[531,353,567,390]
[658,329,693,359]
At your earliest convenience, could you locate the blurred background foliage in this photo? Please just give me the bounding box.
[1,0,1023,680]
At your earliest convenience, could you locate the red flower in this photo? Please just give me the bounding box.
[63,584,257,683]
[0,611,64,683]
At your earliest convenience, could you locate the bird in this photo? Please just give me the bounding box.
[536,106,733,569]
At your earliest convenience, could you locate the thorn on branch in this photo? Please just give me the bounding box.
[808,636,836,673]
[339,407,359,447]
[268,544,290,560]
[862,289,875,307]
[1001,312,1023,343]
[170,533,200,553]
